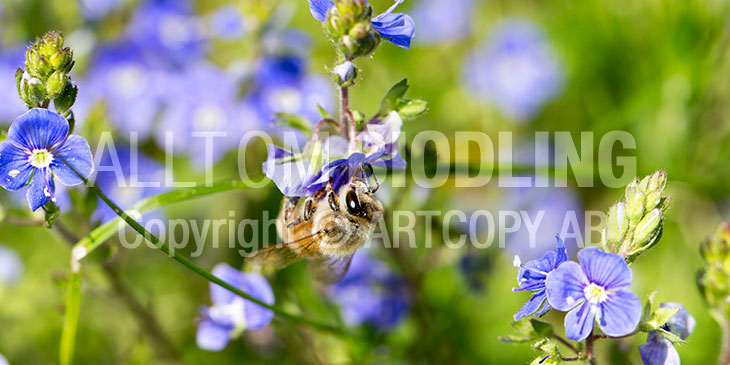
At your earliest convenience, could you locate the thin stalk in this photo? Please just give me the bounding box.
[60,158,347,336]
[59,262,81,365]
[341,86,356,151]
[553,334,580,355]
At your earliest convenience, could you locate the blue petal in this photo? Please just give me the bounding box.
[639,332,680,365]
[308,0,334,22]
[564,302,597,341]
[513,290,547,321]
[50,135,94,186]
[241,272,275,330]
[598,288,642,337]
[660,302,696,340]
[210,263,245,306]
[196,318,233,352]
[262,144,323,197]
[26,168,54,211]
[8,108,69,150]
[555,235,568,265]
[545,261,587,311]
[0,140,33,190]
[372,12,415,49]
[578,247,632,289]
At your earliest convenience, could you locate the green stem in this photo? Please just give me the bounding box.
[59,159,347,336]
[59,261,82,365]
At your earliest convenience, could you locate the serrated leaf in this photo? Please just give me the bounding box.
[645,307,680,331]
[377,78,408,117]
[274,113,312,134]
[641,290,658,324]
[316,104,333,120]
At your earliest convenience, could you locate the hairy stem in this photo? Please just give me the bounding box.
[585,333,596,365]
[340,86,356,151]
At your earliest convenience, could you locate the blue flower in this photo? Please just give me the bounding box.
[0,244,23,285]
[512,236,567,321]
[0,48,27,123]
[330,251,409,329]
[410,0,472,45]
[250,55,333,127]
[638,303,695,365]
[545,248,642,341]
[0,109,94,211]
[126,0,206,66]
[79,42,170,139]
[308,0,415,49]
[92,146,167,223]
[197,264,275,352]
[206,6,246,39]
[464,18,562,121]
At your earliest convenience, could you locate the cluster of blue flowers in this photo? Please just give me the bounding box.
[513,236,695,363]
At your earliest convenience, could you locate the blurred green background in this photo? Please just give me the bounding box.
[1,0,730,364]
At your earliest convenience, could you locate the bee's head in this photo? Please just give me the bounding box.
[340,178,383,223]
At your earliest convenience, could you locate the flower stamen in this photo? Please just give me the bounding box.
[584,282,608,304]
[28,149,54,168]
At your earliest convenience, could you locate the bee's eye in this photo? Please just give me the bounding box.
[345,190,362,216]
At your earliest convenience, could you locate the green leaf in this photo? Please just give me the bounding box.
[645,307,680,331]
[316,104,333,120]
[59,262,82,365]
[397,98,427,120]
[54,82,77,115]
[529,318,554,338]
[641,290,658,325]
[377,78,409,117]
[656,327,687,345]
[275,113,312,134]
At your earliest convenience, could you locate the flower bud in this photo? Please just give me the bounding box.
[698,222,730,309]
[26,48,51,78]
[20,72,48,107]
[646,170,667,193]
[46,70,67,99]
[603,202,629,253]
[631,208,662,249]
[625,185,646,224]
[333,61,357,86]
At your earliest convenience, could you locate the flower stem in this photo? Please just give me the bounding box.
[340,86,356,151]
[553,334,580,354]
[584,333,596,365]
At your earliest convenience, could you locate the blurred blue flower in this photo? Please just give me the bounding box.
[0,109,94,211]
[206,6,246,39]
[464,19,562,121]
[411,0,472,44]
[308,0,415,49]
[79,43,170,138]
[197,264,274,351]
[0,244,23,284]
[155,62,259,167]
[546,248,642,341]
[0,353,7,365]
[330,251,409,329]
[512,236,567,321]
[92,145,167,223]
[126,0,206,66]
[78,0,120,21]
[639,302,695,365]
[0,48,27,124]
[250,55,333,126]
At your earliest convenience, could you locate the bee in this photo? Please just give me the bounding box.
[247,177,383,284]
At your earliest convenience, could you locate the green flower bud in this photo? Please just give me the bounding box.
[647,170,667,193]
[46,70,67,99]
[630,208,662,250]
[20,72,48,107]
[603,202,629,253]
[697,222,730,308]
[625,184,646,224]
[26,48,51,78]
[333,61,357,86]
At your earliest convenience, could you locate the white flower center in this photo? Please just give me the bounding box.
[28,149,54,168]
[584,283,608,304]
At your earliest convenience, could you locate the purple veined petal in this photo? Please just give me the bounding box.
[564,302,597,341]
[196,318,233,352]
[555,235,568,265]
[0,140,33,190]
[545,261,588,311]
[50,135,94,186]
[578,247,632,289]
[513,290,547,321]
[660,302,696,340]
[8,109,69,151]
[262,145,322,197]
[210,263,245,306]
[598,288,642,337]
[26,168,54,211]
[241,272,275,330]
[308,0,334,22]
[372,13,416,49]
[639,332,680,365]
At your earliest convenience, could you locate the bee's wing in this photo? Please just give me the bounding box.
[246,231,325,272]
[307,254,354,285]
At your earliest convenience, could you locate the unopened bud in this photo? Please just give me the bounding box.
[631,208,662,249]
[333,61,357,86]
[625,185,646,223]
[603,202,629,253]
[46,70,67,99]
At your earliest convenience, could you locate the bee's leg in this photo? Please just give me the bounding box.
[283,197,299,223]
[326,182,340,212]
[286,197,317,229]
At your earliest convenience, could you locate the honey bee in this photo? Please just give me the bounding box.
[247,177,384,284]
